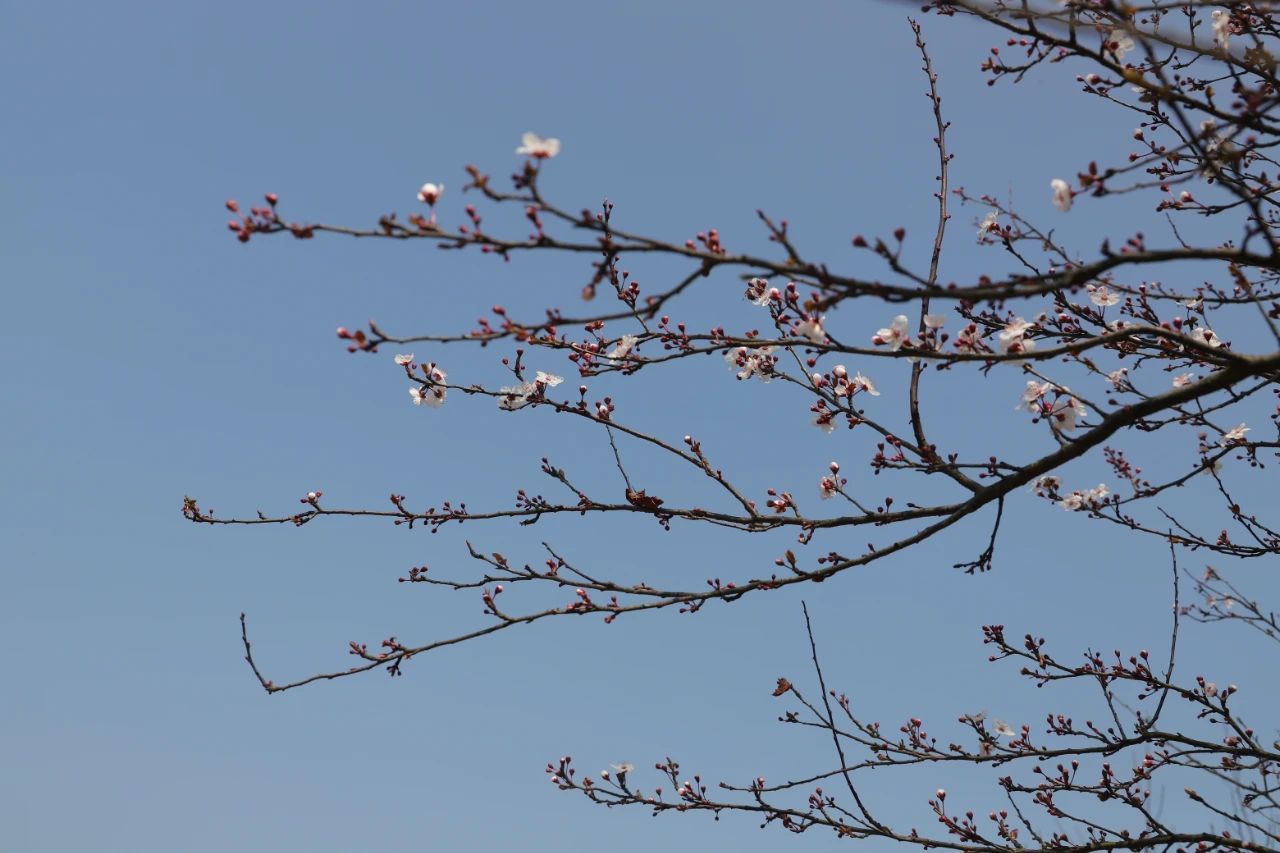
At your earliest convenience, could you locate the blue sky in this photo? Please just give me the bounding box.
[4,2,1277,850]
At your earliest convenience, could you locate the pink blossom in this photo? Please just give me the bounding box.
[394,353,415,365]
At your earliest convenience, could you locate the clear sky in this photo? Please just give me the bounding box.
[3,2,1276,851]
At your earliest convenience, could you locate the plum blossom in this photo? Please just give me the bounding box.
[610,762,635,775]
[1107,29,1136,61]
[516,132,561,159]
[852,372,879,396]
[497,371,561,410]
[953,323,983,354]
[1060,483,1109,511]
[998,317,1036,354]
[607,334,639,361]
[1189,327,1222,348]
[992,720,1017,738]
[744,278,775,306]
[394,353,414,365]
[1031,475,1061,497]
[873,315,911,350]
[813,410,837,433]
[1048,394,1088,431]
[977,210,999,239]
[1211,9,1231,49]
[1106,367,1129,389]
[725,346,777,381]
[416,183,443,205]
[1017,380,1051,411]
[410,384,446,408]
[1051,178,1073,212]
[1172,373,1195,388]
[1086,284,1121,307]
[923,313,946,329]
[795,316,826,344]
[1221,423,1250,446]
[819,475,840,500]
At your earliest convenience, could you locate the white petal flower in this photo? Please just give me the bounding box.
[610,762,634,775]
[416,183,443,205]
[394,353,415,365]
[1017,380,1051,411]
[744,278,773,306]
[992,720,1017,738]
[1211,9,1231,49]
[1190,327,1222,348]
[977,210,999,239]
[1031,475,1060,497]
[1221,423,1250,446]
[515,132,561,159]
[813,412,837,433]
[852,372,879,396]
[1051,178,1073,212]
[796,316,826,344]
[999,317,1036,354]
[1108,29,1136,61]
[873,315,911,351]
[536,371,564,387]
[1172,373,1194,388]
[725,346,777,382]
[1048,394,1088,431]
[923,314,947,329]
[607,334,639,361]
[498,383,536,410]
[1106,368,1129,388]
[1086,284,1121,307]
[819,475,839,499]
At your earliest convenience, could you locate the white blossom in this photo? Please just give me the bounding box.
[498,383,536,410]
[515,132,561,159]
[1017,380,1051,411]
[852,372,879,396]
[410,385,446,408]
[1031,475,1061,497]
[744,278,774,306]
[992,720,1017,738]
[725,346,777,381]
[1060,483,1110,511]
[796,316,826,344]
[1211,9,1231,49]
[1086,284,1121,307]
[1172,373,1195,388]
[607,334,639,361]
[977,210,999,239]
[873,315,911,351]
[1048,394,1088,431]
[394,353,415,365]
[819,475,839,500]
[1106,367,1129,388]
[536,371,564,387]
[1189,327,1222,348]
[923,313,947,329]
[1107,29,1136,61]
[416,183,443,205]
[1051,178,1073,212]
[1221,423,1250,446]
[998,317,1036,354]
